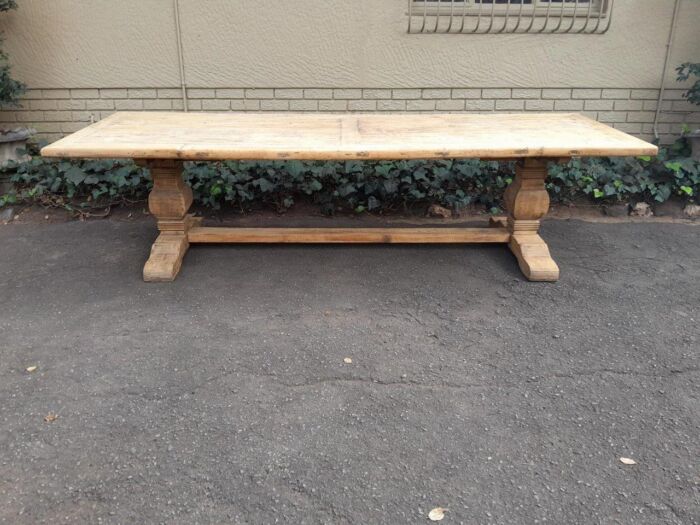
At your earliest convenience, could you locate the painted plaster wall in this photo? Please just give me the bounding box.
[0,0,698,90]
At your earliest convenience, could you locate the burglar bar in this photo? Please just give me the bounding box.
[408,0,614,34]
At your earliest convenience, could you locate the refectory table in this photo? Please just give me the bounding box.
[41,112,657,282]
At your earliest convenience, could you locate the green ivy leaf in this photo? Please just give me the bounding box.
[64,166,86,185]
[256,178,275,192]
[285,161,304,178]
[664,161,683,174]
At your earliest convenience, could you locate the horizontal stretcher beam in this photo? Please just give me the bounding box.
[187,227,511,244]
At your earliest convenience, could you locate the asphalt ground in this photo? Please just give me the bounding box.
[0,218,698,524]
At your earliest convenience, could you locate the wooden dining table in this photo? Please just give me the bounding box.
[41,111,658,282]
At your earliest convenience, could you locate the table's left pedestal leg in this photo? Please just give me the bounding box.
[504,158,560,282]
[143,160,199,282]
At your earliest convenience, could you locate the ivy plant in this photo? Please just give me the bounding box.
[677,62,700,106]
[1,138,699,215]
[0,0,25,109]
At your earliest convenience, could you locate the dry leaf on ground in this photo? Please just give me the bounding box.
[619,457,637,465]
[428,507,447,521]
[343,357,352,364]
[44,413,58,423]
[26,366,38,373]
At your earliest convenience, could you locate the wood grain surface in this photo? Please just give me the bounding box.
[187,227,511,244]
[41,111,658,161]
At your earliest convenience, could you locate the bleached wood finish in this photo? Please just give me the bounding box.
[41,112,658,161]
[40,112,659,282]
[188,227,511,244]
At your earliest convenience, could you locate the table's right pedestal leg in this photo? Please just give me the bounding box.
[505,159,560,282]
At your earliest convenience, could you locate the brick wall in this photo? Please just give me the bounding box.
[1,87,698,145]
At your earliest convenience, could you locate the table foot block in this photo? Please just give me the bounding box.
[509,233,560,282]
[143,234,190,282]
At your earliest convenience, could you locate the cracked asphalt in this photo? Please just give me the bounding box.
[0,217,698,524]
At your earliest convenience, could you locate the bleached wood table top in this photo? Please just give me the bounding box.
[41,111,658,161]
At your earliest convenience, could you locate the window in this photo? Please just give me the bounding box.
[408,0,613,34]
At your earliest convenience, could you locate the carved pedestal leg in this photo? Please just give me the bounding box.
[143,161,200,282]
[504,159,560,282]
